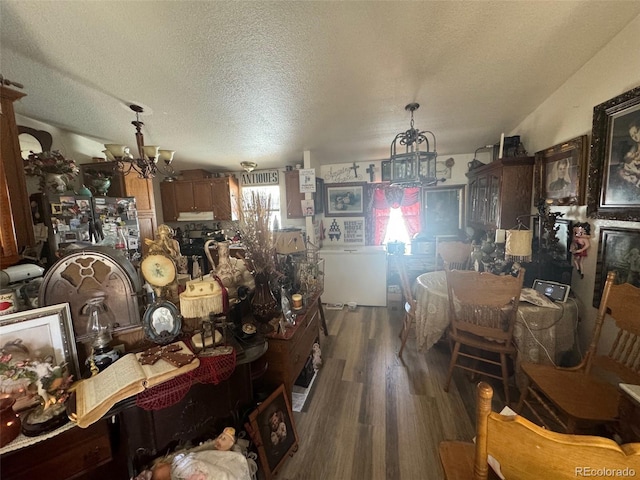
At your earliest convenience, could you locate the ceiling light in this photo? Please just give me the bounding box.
[103,104,175,179]
[389,103,442,187]
[240,161,257,172]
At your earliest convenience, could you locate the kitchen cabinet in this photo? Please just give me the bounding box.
[80,161,157,253]
[285,170,304,218]
[1,86,34,268]
[466,156,534,231]
[160,176,239,221]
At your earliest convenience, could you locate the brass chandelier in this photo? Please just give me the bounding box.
[103,104,175,179]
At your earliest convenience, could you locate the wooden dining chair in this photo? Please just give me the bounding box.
[439,381,640,480]
[443,269,524,405]
[516,271,640,433]
[437,241,473,271]
[392,255,418,360]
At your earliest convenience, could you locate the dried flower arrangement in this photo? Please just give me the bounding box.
[23,150,79,191]
[238,191,276,274]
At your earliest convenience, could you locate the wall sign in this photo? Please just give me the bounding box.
[240,169,280,186]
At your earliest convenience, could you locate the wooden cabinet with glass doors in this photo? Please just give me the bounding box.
[466,157,534,231]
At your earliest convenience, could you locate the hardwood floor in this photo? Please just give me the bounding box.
[276,305,510,480]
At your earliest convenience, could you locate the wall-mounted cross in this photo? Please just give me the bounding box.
[351,162,359,178]
[366,164,375,182]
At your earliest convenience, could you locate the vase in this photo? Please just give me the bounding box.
[43,172,68,195]
[90,177,111,196]
[250,271,278,332]
[0,397,21,447]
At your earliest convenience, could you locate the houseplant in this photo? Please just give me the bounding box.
[23,150,79,194]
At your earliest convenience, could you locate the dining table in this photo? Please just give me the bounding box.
[414,270,580,387]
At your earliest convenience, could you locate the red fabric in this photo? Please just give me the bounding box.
[372,186,422,244]
[135,349,237,411]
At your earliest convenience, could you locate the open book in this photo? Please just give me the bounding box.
[70,341,200,428]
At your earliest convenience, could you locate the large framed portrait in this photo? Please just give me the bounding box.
[587,86,640,221]
[593,226,640,308]
[0,304,79,410]
[245,384,298,480]
[324,182,365,217]
[534,135,588,206]
[422,184,465,236]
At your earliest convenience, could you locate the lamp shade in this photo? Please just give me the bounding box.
[505,230,533,262]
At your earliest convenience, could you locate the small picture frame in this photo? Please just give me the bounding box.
[587,85,640,221]
[314,177,324,214]
[245,384,299,480]
[534,135,588,206]
[594,226,640,308]
[142,300,182,345]
[324,182,365,217]
[301,199,315,217]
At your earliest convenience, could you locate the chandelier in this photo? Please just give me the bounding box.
[103,104,175,179]
[389,103,441,186]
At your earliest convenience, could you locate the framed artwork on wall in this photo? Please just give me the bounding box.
[422,184,465,236]
[587,85,640,221]
[314,177,324,214]
[534,135,588,206]
[593,226,640,308]
[324,182,365,217]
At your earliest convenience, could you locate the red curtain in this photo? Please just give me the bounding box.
[372,186,421,245]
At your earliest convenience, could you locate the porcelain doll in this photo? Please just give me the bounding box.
[570,222,591,279]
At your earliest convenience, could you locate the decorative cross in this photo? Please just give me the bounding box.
[366,164,375,182]
[351,162,360,178]
[138,343,196,367]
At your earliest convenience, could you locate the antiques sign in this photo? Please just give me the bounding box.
[240,169,279,186]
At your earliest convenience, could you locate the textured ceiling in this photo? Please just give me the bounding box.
[2,1,640,172]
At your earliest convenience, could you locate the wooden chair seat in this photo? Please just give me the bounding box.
[520,362,620,423]
[440,382,640,480]
[449,330,517,356]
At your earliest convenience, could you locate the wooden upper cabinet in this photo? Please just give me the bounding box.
[466,157,534,230]
[211,176,239,221]
[285,170,304,218]
[160,175,239,221]
[1,86,34,268]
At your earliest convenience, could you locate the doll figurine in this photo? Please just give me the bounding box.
[570,222,591,279]
[213,426,236,451]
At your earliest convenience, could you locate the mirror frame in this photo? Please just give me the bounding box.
[18,126,53,156]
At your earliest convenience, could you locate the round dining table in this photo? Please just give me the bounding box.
[414,270,580,387]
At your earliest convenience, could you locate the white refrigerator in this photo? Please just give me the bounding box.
[319,246,387,306]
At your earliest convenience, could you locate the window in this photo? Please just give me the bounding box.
[383,206,412,245]
[241,185,281,229]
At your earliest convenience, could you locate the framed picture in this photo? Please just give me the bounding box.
[422,184,465,236]
[534,135,588,206]
[0,304,80,408]
[245,384,299,480]
[324,182,365,217]
[587,85,640,221]
[593,226,640,308]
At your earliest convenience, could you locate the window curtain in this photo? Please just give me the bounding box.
[370,186,422,245]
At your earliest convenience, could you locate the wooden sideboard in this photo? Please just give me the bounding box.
[260,293,324,401]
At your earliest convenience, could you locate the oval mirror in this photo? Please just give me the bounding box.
[17,126,53,159]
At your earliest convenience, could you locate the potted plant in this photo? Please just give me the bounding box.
[23,151,79,194]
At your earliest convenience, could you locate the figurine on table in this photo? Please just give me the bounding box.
[570,222,591,279]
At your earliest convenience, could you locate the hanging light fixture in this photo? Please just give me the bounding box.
[103,104,175,179]
[389,103,442,186]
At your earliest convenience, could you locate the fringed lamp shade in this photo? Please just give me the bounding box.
[505,230,533,262]
[179,278,225,319]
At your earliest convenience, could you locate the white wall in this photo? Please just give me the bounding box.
[512,14,640,352]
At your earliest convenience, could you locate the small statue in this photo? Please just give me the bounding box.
[570,222,591,279]
[145,224,182,263]
[213,426,236,451]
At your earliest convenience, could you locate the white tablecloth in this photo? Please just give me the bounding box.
[414,271,579,386]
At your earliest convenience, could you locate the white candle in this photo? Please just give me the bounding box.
[495,229,506,244]
[498,133,505,159]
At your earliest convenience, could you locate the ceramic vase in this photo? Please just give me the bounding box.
[90,177,111,196]
[250,271,278,332]
[43,172,68,195]
[0,397,21,447]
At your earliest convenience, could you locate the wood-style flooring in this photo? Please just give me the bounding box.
[276,305,509,480]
